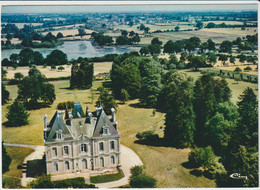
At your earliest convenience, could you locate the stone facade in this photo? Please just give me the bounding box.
[43,102,120,175]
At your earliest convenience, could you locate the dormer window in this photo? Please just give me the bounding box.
[56,130,63,140]
[102,126,109,135]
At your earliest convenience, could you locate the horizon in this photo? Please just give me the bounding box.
[2,4,258,14]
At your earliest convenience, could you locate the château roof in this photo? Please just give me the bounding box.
[44,102,119,142]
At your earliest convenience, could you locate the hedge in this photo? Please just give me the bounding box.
[90,169,124,183]
[53,177,96,188]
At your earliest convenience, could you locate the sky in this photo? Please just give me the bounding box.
[1,4,258,14]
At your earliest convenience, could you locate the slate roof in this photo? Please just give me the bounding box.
[45,102,119,142]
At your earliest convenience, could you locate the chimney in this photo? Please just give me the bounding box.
[88,112,93,124]
[111,108,116,122]
[43,114,47,128]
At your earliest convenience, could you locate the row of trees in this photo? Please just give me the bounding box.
[2,48,67,67]
[110,52,258,186]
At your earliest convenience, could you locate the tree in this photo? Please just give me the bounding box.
[244,66,252,72]
[139,24,145,30]
[2,84,10,105]
[163,40,175,54]
[220,40,232,52]
[189,55,206,71]
[21,37,33,47]
[56,32,63,38]
[207,39,216,51]
[148,44,161,56]
[151,37,162,46]
[45,50,67,66]
[193,75,231,145]
[238,54,247,65]
[229,55,236,65]
[139,59,163,107]
[2,142,11,174]
[163,72,195,147]
[196,21,203,29]
[207,52,217,66]
[96,87,117,115]
[18,68,55,107]
[234,67,242,73]
[70,61,94,89]
[10,53,20,65]
[58,66,65,71]
[144,27,150,34]
[206,22,216,28]
[51,64,56,70]
[121,30,128,36]
[218,54,228,66]
[174,26,180,32]
[237,88,258,149]
[120,89,129,104]
[14,72,24,81]
[140,45,150,56]
[6,99,29,127]
[116,35,130,45]
[129,165,156,188]
[19,48,34,66]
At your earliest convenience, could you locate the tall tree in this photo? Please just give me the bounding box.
[163,72,195,147]
[237,87,258,149]
[45,50,67,66]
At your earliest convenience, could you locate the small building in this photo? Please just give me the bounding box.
[43,102,120,175]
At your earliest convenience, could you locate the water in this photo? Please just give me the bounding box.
[1,41,140,60]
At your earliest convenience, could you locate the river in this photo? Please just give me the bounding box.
[1,41,140,60]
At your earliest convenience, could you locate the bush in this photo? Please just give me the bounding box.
[244,66,252,71]
[130,174,156,188]
[57,101,74,110]
[90,169,124,183]
[234,67,242,73]
[136,130,159,141]
[54,177,96,188]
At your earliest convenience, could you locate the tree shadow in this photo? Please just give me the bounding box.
[129,102,150,109]
[134,138,170,147]
[26,155,46,177]
[102,81,112,88]
[189,169,203,177]
[2,121,29,128]
[181,161,195,169]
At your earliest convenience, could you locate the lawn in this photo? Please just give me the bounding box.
[2,146,34,188]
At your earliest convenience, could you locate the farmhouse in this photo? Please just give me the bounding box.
[43,102,120,175]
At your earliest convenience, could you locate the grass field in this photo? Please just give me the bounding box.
[3,62,112,79]
[1,67,257,187]
[140,27,257,45]
[2,146,34,188]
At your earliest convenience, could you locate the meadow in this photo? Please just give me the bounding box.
[2,61,258,187]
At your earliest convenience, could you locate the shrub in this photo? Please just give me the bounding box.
[130,165,144,177]
[130,174,156,188]
[54,177,96,188]
[90,169,124,183]
[244,66,252,71]
[234,67,242,73]
[57,101,74,110]
[136,130,159,141]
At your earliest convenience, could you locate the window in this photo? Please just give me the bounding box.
[111,156,115,164]
[52,147,57,157]
[81,144,87,152]
[100,157,104,167]
[65,161,70,170]
[82,159,87,169]
[110,141,115,150]
[64,146,69,155]
[99,142,104,151]
[103,126,109,135]
[56,130,63,140]
[53,162,58,172]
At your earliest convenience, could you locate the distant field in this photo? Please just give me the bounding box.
[203,21,244,25]
[215,65,258,76]
[3,62,112,79]
[140,27,257,44]
[41,29,94,37]
[3,22,43,29]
